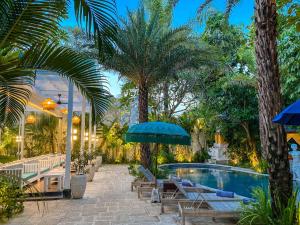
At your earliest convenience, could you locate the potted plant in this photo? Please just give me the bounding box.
[86,163,95,182]
[86,153,95,182]
[70,154,88,199]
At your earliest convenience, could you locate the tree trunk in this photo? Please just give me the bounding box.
[163,81,169,117]
[138,79,151,168]
[241,122,257,153]
[255,0,292,211]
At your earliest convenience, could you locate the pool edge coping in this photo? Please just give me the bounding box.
[159,163,269,177]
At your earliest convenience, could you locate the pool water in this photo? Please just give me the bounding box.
[160,164,269,198]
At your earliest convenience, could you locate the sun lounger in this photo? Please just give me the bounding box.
[178,200,241,225]
[172,179,243,225]
[131,165,156,191]
[160,178,214,213]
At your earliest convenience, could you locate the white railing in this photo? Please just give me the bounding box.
[0,154,66,188]
[23,163,39,174]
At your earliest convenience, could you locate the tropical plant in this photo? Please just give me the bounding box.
[196,0,294,211]
[24,114,59,157]
[254,0,292,210]
[238,187,298,225]
[102,6,216,168]
[0,0,117,128]
[0,175,25,221]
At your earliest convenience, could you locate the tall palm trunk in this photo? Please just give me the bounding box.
[163,81,169,117]
[255,0,292,211]
[138,78,151,168]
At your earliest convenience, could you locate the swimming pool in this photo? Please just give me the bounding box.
[159,163,269,198]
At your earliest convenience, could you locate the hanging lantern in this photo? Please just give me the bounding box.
[16,136,22,143]
[72,116,80,125]
[61,108,68,114]
[42,98,56,110]
[84,132,89,141]
[26,115,36,124]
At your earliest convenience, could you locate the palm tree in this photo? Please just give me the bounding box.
[254,0,292,211]
[0,0,117,127]
[102,7,210,168]
[197,0,293,211]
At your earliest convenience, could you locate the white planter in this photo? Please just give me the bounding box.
[87,165,95,182]
[70,174,87,199]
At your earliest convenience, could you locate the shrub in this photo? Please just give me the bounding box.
[157,151,175,165]
[238,187,298,225]
[128,164,143,178]
[0,155,17,164]
[0,175,24,221]
[192,150,210,163]
[253,159,269,174]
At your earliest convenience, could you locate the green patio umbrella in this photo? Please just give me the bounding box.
[125,121,191,180]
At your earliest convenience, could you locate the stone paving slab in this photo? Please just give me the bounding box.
[7,165,236,225]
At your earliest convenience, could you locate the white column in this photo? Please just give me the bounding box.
[64,82,73,190]
[20,114,25,159]
[80,97,86,157]
[17,122,21,159]
[93,124,97,151]
[58,118,62,154]
[88,105,92,156]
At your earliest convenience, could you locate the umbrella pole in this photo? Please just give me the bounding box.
[155,143,159,188]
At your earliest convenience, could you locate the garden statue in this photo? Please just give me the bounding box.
[289,143,300,181]
[208,130,229,163]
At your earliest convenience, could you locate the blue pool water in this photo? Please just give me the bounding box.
[160,164,269,198]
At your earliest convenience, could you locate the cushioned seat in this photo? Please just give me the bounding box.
[41,167,50,173]
[22,172,37,180]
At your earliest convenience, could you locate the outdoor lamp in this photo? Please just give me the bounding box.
[61,108,68,114]
[72,135,78,141]
[16,136,22,143]
[42,98,56,110]
[73,129,78,134]
[26,115,36,124]
[72,116,80,125]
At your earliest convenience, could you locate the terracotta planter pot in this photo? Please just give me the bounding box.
[70,174,87,199]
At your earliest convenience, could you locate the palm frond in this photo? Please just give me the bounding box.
[0,50,35,127]
[22,42,111,122]
[224,0,240,21]
[0,0,66,49]
[73,0,117,59]
[197,0,213,15]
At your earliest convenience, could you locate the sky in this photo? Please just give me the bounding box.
[62,0,254,97]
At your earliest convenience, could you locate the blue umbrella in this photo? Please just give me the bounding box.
[273,99,300,125]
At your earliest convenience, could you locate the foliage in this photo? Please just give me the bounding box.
[238,188,298,225]
[0,156,17,164]
[0,0,116,128]
[278,25,300,102]
[0,127,18,157]
[192,150,210,163]
[24,114,59,157]
[157,150,175,165]
[128,163,147,179]
[0,175,24,220]
[97,121,138,164]
[143,0,179,27]
[71,142,89,174]
[201,11,246,65]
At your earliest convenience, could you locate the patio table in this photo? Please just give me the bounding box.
[43,171,64,192]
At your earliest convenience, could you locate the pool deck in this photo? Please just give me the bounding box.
[7,165,236,225]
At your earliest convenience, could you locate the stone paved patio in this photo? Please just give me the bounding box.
[7,165,236,225]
